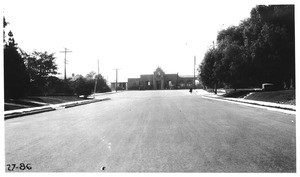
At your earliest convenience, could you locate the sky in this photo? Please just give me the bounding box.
[3,0,296,83]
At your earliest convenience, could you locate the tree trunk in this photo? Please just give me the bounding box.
[290,78,294,89]
[214,83,217,94]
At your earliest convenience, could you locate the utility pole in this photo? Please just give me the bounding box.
[113,68,120,92]
[94,60,100,97]
[93,76,97,98]
[194,56,196,89]
[59,48,72,81]
[97,59,100,75]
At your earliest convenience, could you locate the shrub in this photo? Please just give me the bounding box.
[73,76,94,98]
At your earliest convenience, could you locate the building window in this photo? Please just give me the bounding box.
[179,80,185,88]
[147,81,150,86]
[186,80,193,88]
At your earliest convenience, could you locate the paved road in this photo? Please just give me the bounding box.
[5,90,296,172]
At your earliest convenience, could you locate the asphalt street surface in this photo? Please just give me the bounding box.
[5,90,296,172]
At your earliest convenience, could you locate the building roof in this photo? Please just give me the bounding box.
[179,75,195,78]
[128,78,140,80]
[165,73,178,76]
[110,81,127,83]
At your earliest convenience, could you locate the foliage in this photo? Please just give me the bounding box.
[73,75,94,98]
[3,17,9,43]
[22,51,58,95]
[86,71,96,80]
[3,17,111,98]
[199,5,295,90]
[199,49,220,88]
[95,74,111,92]
[4,22,30,99]
[72,73,111,98]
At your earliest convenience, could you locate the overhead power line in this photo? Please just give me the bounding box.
[59,48,72,81]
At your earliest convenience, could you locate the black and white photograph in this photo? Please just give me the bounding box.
[1,0,297,174]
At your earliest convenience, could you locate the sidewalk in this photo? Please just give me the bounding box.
[4,97,111,120]
[194,90,296,112]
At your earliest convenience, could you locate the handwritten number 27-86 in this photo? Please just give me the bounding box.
[7,163,32,171]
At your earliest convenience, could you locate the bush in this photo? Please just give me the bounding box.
[73,76,94,98]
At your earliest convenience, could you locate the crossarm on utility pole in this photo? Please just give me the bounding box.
[59,48,72,81]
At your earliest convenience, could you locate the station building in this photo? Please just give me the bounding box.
[110,82,127,91]
[127,67,198,90]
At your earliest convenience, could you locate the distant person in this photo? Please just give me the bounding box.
[189,88,193,93]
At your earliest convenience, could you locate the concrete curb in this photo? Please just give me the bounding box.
[4,98,111,120]
[202,95,296,111]
[4,107,56,120]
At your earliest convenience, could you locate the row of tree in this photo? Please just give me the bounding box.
[4,17,111,99]
[199,5,295,90]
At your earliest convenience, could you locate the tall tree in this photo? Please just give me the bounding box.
[244,5,295,88]
[3,17,9,44]
[22,51,58,94]
[200,5,295,90]
[85,71,96,80]
[95,74,111,93]
[216,25,251,88]
[199,48,223,89]
[4,22,30,99]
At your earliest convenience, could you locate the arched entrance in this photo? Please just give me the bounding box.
[153,67,165,89]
